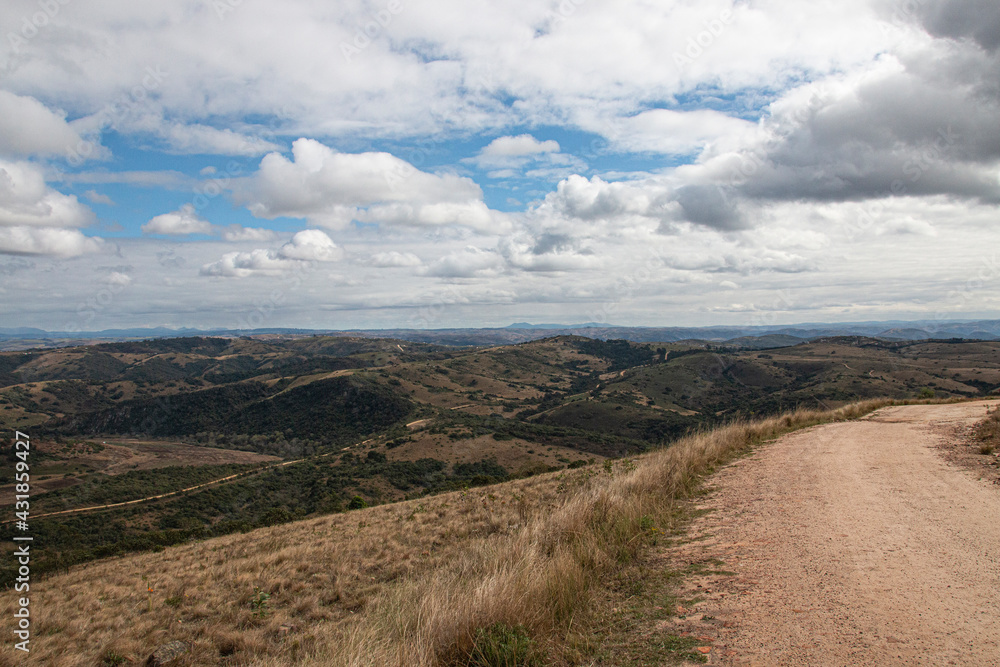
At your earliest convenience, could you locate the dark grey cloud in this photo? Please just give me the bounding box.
[530,233,573,255]
[702,37,1000,207]
[674,185,747,230]
[917,0,1000,51]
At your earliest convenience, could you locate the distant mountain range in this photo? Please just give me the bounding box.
[1,319,999,351]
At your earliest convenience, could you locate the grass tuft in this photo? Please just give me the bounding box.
[973,405,1000,454]
[467,623,543,667]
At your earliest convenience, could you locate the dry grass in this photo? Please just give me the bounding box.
[0,398,911,666]
[973,405,1000,454]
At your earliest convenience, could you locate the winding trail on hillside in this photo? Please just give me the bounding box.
[4,438,375,522]
[666,401,1000,666]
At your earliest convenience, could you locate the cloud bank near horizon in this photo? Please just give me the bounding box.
[1,0,999,329]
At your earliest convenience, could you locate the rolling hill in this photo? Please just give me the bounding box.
[1,334,999,591]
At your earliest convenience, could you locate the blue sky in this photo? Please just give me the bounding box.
[1,0,999,330]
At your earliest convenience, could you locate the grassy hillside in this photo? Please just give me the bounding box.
[0,398,925,666]
[61,375,412,444]
[1,335,998,601]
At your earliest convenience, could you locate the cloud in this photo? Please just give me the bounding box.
[423,246,504,278]
[467,134,584,177]
[57,171,193,189]
[609,108,757,155]
[662,248,815,275]
[222,224,278,242]
[6,0,1000,327]
[0,160,95,229]
[525,31,1000,236]
[370,251,422,267]
[277,229,344,261]
[142,205,212,235]
[200,249,302,278]
[529,175,677,232]
[680,47,1000,206]
[498,233,600,272]
[236,138,499,231]
[358,201,510,232]
[200,229,342,277]
[83,190,115,206]
[673,185,746,230]
[0,91,90,158]
[0,1,895,149]
[480,135,560,158]
[159,123,282,156]
[0,227,103,257]
[103,271,133,287]
[909,0,1000,52]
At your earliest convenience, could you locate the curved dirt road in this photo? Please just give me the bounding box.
[667,401,1000,666]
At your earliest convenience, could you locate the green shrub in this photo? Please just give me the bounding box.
[469,623,543,667]
[101,650,129,666]
[250,587,270,618]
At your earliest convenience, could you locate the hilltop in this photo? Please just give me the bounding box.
[3,318,1000,351]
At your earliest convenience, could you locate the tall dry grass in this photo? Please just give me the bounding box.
[285,398,896,666]
[973,404,1000,453]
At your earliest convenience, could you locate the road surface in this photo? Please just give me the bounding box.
[666,400,1000,666]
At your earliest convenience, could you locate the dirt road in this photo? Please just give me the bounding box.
[667,401,1000,666]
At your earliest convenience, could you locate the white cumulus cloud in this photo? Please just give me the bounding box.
[201,229,342,277]
[0,227,102,257]
[424,246,504,278]
[0,91,92,158]
[278,229,344,262]
[480,135,560,158]
[236,138,497,231]
[142,204,213,235]
[0,160,96,229]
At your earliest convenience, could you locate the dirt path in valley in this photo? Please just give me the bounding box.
[665,400,1000,666]
[4,439,374,523]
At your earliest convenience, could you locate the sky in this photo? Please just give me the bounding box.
[1,0,999,331]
